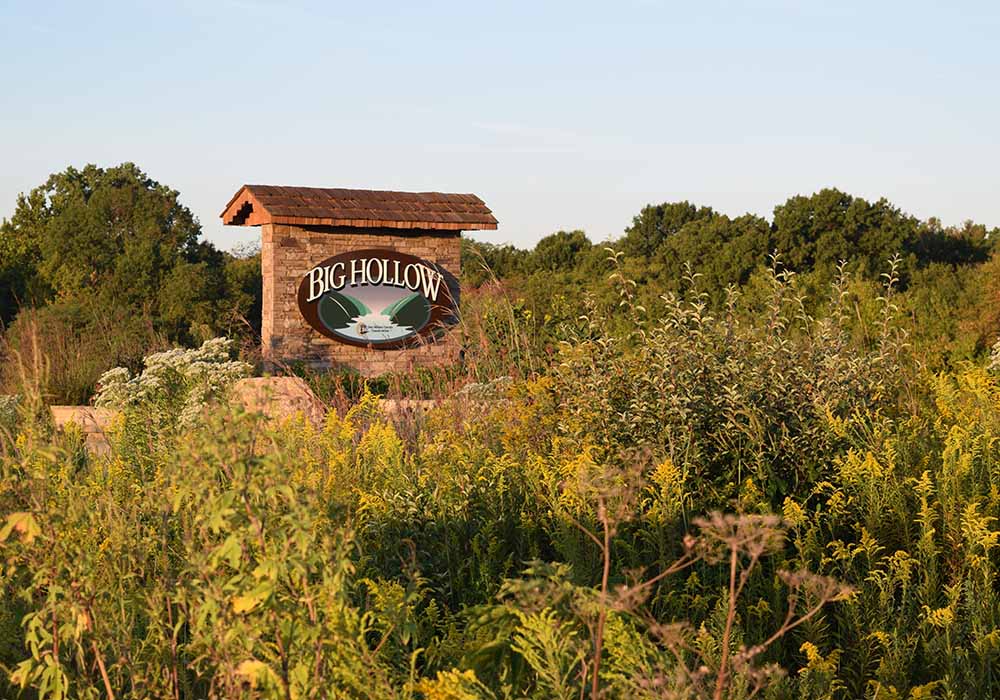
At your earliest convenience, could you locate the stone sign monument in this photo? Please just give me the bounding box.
[221,185,497,374]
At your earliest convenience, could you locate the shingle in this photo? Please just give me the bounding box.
[222,184,498,230]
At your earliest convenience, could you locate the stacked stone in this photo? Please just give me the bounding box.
[262,224,462,375]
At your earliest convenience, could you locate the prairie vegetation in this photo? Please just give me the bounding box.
[2,165,1000,698]
[2,260,1000,698]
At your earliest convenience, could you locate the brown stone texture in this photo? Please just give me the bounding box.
[50,379,328,454]
[50,406,117,454]
[230,377,326,427]
[261,223,463,375]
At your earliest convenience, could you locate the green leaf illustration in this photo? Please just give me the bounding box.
[318,292,370,331]
[382,292,431,330]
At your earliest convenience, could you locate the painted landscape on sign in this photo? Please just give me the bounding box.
[316,287,432,343]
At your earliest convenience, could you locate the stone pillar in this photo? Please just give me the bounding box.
[261,223,276,364]
[260,224,462,375]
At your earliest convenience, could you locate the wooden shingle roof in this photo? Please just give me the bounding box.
[221,185,498,231]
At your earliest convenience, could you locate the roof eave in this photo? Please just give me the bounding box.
[220,184,252,218]
[268,215,497,231]
[220,184,498,230]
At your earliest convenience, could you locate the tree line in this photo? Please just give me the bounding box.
[2,163,998,402]
[463,190,999,367]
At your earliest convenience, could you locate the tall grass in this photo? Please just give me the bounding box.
[1,264,999,698]
[0,303,168,405]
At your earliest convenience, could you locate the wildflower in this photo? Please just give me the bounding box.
[94,337,251,428]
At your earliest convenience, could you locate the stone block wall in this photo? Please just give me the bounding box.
[261,223,463,375]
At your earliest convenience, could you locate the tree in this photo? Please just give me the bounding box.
[1,163,206,307]
[910,217,993,268]
[771,188,995,286]
[220,249,263,339]
[653,213,773,297]
[621,201,715,259]
[0,232,41,326]
[529,230,592,272]
[461,239,531,286]
[956,251,1000,354]
[0,163,246,341]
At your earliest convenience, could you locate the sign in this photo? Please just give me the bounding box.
[296,249,455,348]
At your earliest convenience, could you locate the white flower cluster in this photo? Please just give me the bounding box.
[991,339,1000,374]
[95,338,251,426]
[0,394,19,432]
[456,376,513,400]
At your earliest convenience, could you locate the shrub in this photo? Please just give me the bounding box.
[95,337,250,427]
[0,394,17,439]
[1,264,999,699]
[0,301,167,405]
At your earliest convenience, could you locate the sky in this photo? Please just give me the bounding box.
[1,0,998,252]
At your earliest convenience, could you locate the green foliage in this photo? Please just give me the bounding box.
[530,230,593,273]
[95,337,250,427]
[771,189,916,278]
[3,259,1000,698]
[462,189,998,372]
[1,163,204,311]
[0,163,263,402]
[0,227,42,325]
[649,212,773,300]
[220,247,264,338]
[0,300,169,404]
[461,239,531,287]
[4,170,1000,697]
[621,201,715,259]
[770,188,991,283]
[552,260,907,508]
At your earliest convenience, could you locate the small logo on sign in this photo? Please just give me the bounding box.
[297,249,455,348]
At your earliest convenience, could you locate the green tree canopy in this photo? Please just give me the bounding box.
[0,231,41,326]
[772,188,915,277]
[620,201,715,259]
[0,163,207,314]
[652,212,773,296]
[529,229,592,272]
[771,188,991,281]
[461,239,531,286]
[0,164,261,405]
[0,163,263,346]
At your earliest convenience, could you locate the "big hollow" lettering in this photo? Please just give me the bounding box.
[306,257,444,303]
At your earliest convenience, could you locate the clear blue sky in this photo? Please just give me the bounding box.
[1,1,997,251]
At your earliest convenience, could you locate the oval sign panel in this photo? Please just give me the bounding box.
[297,249,456,349]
